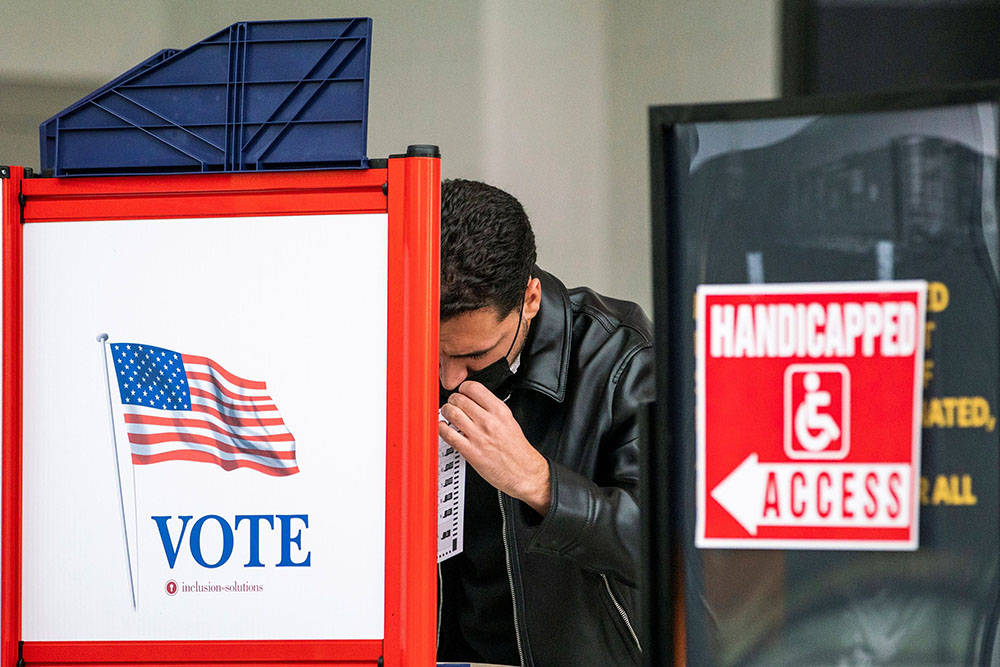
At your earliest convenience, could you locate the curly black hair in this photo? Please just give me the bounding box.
[440,179,537,320]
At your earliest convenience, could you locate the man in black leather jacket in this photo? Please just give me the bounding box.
[437,179,653,667]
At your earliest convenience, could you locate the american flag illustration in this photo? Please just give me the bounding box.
[109,342,299,476]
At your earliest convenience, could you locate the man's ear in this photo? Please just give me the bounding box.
[523,277,542,321]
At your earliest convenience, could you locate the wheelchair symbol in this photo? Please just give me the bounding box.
[784,364,850,460]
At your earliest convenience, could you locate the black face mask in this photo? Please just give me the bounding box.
[438,355,516,407]
[439,298,525,407]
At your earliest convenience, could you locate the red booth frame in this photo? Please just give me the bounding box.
[0,157,440,667]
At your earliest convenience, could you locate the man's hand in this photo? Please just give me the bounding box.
[439,381,551,516]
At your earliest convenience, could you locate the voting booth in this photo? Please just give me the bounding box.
[1,18,439,667]
[646,86,1000,666]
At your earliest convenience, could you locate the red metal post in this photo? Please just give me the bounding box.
[383,151,440,667]
[2,166,25,667]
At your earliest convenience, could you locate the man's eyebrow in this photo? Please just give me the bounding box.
[446,336,503,359]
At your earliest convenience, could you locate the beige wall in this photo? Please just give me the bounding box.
[608,1,780,307]
[0,0,779,312]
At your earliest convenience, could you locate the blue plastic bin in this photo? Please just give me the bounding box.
[40,18,371,176]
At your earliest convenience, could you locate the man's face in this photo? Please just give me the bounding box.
[439,307,521,392]
[439,279,542,391]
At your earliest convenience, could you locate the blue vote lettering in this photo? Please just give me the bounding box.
[189,515,234,568]
[235,514,275,568]
[277,514,311,567]
[152,515,191,569]
[151,514,311,569]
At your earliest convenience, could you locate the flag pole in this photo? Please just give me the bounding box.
[98,333,137,609]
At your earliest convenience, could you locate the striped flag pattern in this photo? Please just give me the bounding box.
[109,342,299,476]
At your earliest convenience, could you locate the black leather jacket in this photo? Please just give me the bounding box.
[500,268,654,666]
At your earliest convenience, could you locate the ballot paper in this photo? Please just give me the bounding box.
[438,413,466,563]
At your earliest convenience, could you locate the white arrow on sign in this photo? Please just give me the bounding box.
[710,454,912,536]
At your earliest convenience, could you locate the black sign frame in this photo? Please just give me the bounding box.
[645,83,1000,667]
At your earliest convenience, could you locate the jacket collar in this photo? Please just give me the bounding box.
[514,267,571,402]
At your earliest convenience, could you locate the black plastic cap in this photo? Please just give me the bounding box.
[0,166,9,179]
[406,144,440,158]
